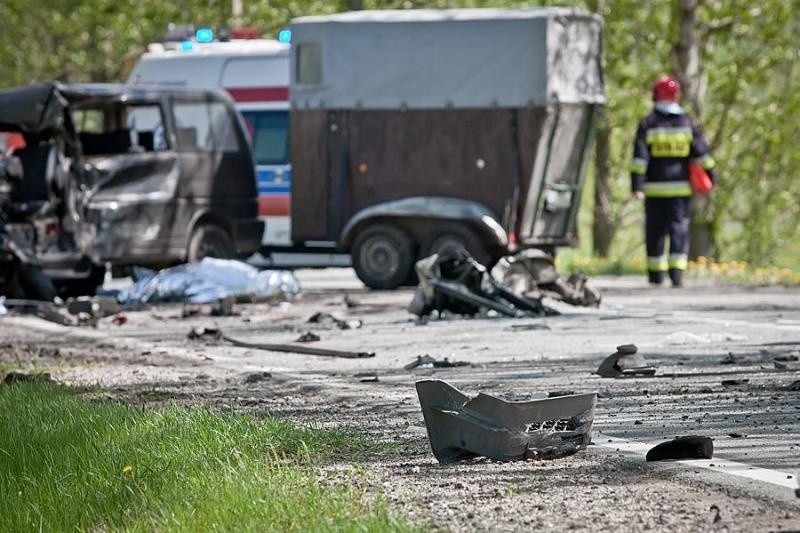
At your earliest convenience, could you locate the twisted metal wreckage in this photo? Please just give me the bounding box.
[408,249,601,318]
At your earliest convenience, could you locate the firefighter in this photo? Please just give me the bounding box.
[630,75,717,287]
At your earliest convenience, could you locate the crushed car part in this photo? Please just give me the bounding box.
[491,249,601,308]
[408,250,553,318]
[188,327,374,359]
[646,436,713,461]
[596,344,657,378]
[415,379,596,464]
[404,354,470,370]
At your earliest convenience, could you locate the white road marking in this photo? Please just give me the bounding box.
[596,433,798,490]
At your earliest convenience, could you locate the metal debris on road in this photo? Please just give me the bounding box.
[66,295,120,318]
[307,311,362,330]
[507,323,552,331]
[415,379,596,464]
[721,379,749,387]
[295,331,321,343]
[408,250,555,318]
[491,248,602,308]
[354,372,379,383]
[404,354,470,370]
[188,327,375,359]
[596,344,657,378]
[645,436,714,461]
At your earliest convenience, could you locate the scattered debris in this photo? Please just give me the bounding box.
[66,295,120,318]
[3,371,53,384]
[111,313,127,326]
[507,323,552,331]
[596,344,657,378]
[491,248,601,307]
[307,312,362,330]
[548,390,576,398]
[721,379,749,387]
[773,353,799,362]
[709,504,722,523]
[243,371,271,384]
[719,352,738,365]
[727,433,746,439]
[295,331,321,343]
[188,327,374,359]
[415,379,596,464]
[404,354,470,370]
[787,380,800,391]
[117,258,301,304]
[409,250,555,318]
[0,298,74,326]
[354,372,379,383]
[210,297,237,316]
[645,436,714,461]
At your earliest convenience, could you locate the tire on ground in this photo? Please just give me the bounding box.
[187,223,235,263]
[424,222,492,267]
[351,223,415,290]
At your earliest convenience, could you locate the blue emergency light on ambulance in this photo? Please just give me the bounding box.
[195,27,214,43]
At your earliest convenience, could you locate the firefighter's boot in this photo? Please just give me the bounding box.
[669,268,683,288]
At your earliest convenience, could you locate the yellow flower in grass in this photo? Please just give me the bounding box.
[122,465,133,475]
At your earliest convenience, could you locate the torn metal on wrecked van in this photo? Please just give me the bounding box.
[415,379,596,464]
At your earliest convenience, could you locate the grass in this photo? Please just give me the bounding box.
[0,382,411,532]
[556,249,800,286]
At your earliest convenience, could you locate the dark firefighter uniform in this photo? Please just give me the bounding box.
[631,103,717,286]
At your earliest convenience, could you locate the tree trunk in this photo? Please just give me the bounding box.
[592,108,614,257]
[671,0,714,259]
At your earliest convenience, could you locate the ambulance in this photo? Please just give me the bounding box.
[128,27,335,266]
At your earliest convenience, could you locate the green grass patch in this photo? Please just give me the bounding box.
[0,383,410,532]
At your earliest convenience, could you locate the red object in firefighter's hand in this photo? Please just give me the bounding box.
[689,163,713,195]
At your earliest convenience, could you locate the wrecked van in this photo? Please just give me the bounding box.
[0,82,263,295]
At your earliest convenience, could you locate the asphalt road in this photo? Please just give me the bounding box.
[3,268,799,530]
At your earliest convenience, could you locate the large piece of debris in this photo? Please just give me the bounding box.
[646,436,714,461]
[117,258,301,305]
[415,379,596,464]
[491,249,601,308]
[408,250,554,318]
[188,327,374,359]
[596,344,657,378]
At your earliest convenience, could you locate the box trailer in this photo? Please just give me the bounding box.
[288,8,605,288]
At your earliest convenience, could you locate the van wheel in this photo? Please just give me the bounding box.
[424,223,491,267]
[188,224,234,262]
[352,224,415,290]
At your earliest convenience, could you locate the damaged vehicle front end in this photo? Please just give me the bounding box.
[0,82,262,298]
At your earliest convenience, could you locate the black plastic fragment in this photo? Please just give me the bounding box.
[646,436,714,461]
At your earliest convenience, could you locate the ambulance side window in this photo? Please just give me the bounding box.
[240,111,289,166]
[172,101,240,153]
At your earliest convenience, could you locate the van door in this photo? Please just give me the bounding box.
[170,97,257,253]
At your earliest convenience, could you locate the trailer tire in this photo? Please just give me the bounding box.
[188,224,235,263]
[424,223,492,267]
[352,223,415,290]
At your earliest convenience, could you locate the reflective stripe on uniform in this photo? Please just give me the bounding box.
[691,153,716,170]
[669,253,688,270]
[643,181,692,198]
[630,157,648,174]
[646,126,692,157]
[647,256,668,272]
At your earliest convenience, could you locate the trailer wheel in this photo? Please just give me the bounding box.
[188,224,235,262]
[352,223,415,290]
[425,223,491,267]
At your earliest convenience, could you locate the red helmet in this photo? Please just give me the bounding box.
[652,75,681,102]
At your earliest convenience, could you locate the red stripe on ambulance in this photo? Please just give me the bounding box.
[258,196,291,217]
[226,87,289,102]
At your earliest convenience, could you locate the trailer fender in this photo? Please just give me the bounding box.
[340,197,508,250]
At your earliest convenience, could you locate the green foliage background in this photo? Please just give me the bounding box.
[0,0,797,266]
